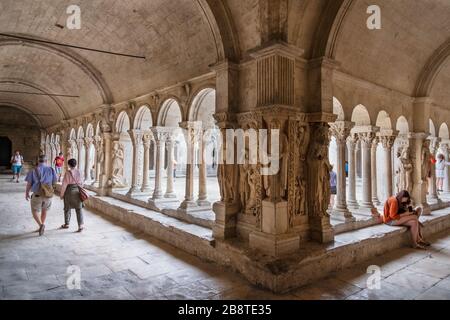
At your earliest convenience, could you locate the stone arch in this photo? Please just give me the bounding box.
[312,0,355,59]
[376,111,392,130]
[95,121,102,137]
[77,126,85,139]
[0,78,69,120]
[429,119,437,137]
[188,88,216,126]
[69,128,77,141]
[396,116,410,135]
[439,123,449,139]
[415,38,450,97]
[114,111,132,188]
[115,111,131,134]
[0,37,113,104]
[351,104,371,126]
[133,105,153,130]
[158,99,183,127]
[0,101,43,127]
[86,123,94,138]
[333,97,345,121]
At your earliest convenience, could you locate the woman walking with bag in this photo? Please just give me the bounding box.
[60,158,86,232]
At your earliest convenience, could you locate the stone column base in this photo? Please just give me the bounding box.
[148,198,178,211]
[212,202,239,239]
[309,216,334,243]
[332,207,355,222]
[126,187,142,197]
[249,231,300,257]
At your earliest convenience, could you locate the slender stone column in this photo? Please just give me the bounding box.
[346,134,359,209]
[179,122,200,210]
[379,134,396,202]
[197,128,210,206]
[428,137,441,202]
[141,131,152,194]
[126,129,143,197]
[76,139,84,174]
[357,130,377,209]
[151,128,166,199]
[411,132,431,214]
[440,142,450,193]
[330,121,354,221]
[93,136,103,187]
[164,133,177,198]
[371,137,380,206]
[84,137,93,183]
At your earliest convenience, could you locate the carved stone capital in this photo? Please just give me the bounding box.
[127,129,143,146]
[379,135,396,149]
[329,121,354,144]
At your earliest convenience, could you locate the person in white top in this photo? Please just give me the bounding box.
[435,154,450,192]
[10,150,24,183]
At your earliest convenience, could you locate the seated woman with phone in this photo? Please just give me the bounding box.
[380,190,430,249]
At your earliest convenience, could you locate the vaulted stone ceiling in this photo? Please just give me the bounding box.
[1,0,450,128]
[0,0,218,127]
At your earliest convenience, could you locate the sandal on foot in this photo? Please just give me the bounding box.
[39,224,45,236]
[60,224,69,229]
[76,227,84,233]
[414,243,427,250]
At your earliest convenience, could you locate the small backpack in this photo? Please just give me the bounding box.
[35,168,54,198]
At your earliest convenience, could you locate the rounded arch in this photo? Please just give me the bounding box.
[86,123,94,138]
[415,39,450,97]
[332,97,345,121]
[312,0,355,59]
[376,111,392,130]
[0,101,43,127]
[396,116,410,135]
[77,126,85,139]
[0,78,69,120]
[429,119,437,137]
[439,123,449,139]
[133,105,153,130]
[351,104,371,126]
[188,88,216,127]
[69,128,77,140]
[158,99,183,127]
[0,37,112,104]
[95,121,102,136]
[115,111,131,133]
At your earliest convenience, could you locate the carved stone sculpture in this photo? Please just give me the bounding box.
[421,139,431,182]
[110,142,127,188]
[396,146,413,193]
[307,123,332,217]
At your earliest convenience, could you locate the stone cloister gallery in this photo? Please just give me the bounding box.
[1,0,450,300]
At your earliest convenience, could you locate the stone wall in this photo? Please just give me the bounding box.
[0,125,41,164]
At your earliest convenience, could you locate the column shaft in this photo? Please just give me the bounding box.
[346,136,358,209]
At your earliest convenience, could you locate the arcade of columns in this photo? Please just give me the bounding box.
[329,121,450,221]
[41,43,445,258]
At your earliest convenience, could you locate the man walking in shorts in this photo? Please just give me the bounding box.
[25,155,57,236]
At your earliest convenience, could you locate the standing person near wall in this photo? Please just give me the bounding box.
[435,154,450,192]
[10,150,24,183]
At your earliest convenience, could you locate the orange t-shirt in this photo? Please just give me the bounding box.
[383,196,400,223]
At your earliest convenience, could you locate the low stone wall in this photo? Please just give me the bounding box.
[74,188,450,293]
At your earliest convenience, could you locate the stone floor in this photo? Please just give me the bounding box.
[1,174,450,300]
